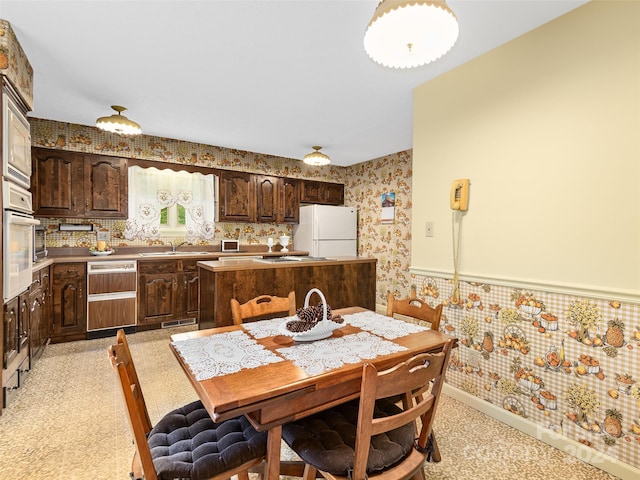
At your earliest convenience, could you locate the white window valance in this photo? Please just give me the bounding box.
[124,166,216,241]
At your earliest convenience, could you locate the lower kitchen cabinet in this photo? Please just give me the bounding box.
[51,263,87,343]
[137,259,199,326]
[29,265,51,365]
[2,292,30,410]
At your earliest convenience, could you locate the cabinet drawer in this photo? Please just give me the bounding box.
[88,272,137,294]
[138,260,179,275]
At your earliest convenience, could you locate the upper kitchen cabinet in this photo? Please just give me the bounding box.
[31,148,128,218]
[218,170,255,222]
[83,154,128,217]
[280,177,300,223]
[256,175,300,224]
[219,170,299,223]
[300,180,344,206]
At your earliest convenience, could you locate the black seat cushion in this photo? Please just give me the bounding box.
[282,398,415,476]
[148,400,267,480]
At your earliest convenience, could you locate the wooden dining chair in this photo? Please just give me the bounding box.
[282,339,454,480]
[108,329,267,480]
[230,291,296,325]
[386,286,443,331]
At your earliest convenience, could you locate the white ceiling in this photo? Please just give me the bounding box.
[2,0,588,166]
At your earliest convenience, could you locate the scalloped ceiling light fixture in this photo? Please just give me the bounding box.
[96,105,142,136]
[364,0,459,69]
[303,146,331,166]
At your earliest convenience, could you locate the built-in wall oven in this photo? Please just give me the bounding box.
[2,180,38,303]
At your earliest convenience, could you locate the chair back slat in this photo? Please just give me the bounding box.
[352,339,454,480]
[231,291,296,325]
[109,336,158,480]
[386,286,443,331]
[116,329,152,433]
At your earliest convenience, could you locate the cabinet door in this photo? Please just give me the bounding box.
[40,266,53,339]
[280,177,300,223]
[3,297,19,369]
[255,175,279,223]
[18,291,29,352]
[218,171,256,222]
[300,180,323,204]
[28,287,44,363]
[180,260,199,320]
[323,182,344,205]
[181,272,200,320]
[138,274,177,325]
[32,148,83,217]
[52,263,87,341]
[84,155,128,218]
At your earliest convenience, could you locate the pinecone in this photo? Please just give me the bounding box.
[286,301,343,332]
[286,318,315,332]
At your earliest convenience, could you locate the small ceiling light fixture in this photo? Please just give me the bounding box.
[303,146,331,166]
[364,0,459,69]
[96,105,142,136]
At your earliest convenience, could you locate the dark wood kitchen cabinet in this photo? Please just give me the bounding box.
[300,180,344,205]
[2,292,30,409]
[219,171,300,224]
[256,175,300,223]
[51,263,86,343]
[31,147,128,218]
[137,260,199,326]
[218,170,255,222]
[29,266,51,365]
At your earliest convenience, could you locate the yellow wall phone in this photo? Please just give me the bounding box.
[450,179,469,211]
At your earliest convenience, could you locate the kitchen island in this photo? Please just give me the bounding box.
[197,256,377,328]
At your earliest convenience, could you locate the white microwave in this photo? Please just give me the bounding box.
[2,91,32,189]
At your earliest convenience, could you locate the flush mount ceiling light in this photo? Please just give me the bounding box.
[364,0,459,69]
[303,146,331,166]
[96,105,142,136]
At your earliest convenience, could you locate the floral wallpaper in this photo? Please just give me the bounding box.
[31,118,639,472]
[344,151,413,305]
[0,20,34,109]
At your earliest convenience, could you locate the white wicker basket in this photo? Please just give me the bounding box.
[279,288,345,342]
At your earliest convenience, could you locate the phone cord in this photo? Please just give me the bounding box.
[451,211,462,304]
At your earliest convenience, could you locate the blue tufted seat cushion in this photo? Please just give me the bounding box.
[147,400,267,480]
[281,398,415,476]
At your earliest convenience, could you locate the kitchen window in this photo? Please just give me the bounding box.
[124,166,216,241]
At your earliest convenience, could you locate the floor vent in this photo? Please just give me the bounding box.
[161,318,197,329]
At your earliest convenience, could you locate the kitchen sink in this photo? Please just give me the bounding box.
[139,251,213,257]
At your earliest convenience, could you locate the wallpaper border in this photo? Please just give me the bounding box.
[410,267,640,304]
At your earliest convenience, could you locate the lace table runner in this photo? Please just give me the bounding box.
[343,311,429,339]
[276,331,407,375]
[242,317,294,339]
[172,330,283,381]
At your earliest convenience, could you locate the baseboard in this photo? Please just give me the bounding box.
[443,384,640,480]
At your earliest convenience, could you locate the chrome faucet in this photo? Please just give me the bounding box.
[169,241,189,252]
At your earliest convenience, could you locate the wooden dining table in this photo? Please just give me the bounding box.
[169,306,457,479]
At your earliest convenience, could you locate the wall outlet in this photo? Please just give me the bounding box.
[467,349,481,368]
[425,221,434,237]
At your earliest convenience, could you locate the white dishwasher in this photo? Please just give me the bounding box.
[87,260,137,331]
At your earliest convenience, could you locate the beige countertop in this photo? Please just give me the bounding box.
[197,256,375,272]
[32,249,310,272]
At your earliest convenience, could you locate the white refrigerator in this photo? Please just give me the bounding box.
[294,205,357,257]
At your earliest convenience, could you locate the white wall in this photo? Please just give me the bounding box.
[412,1,640,299]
